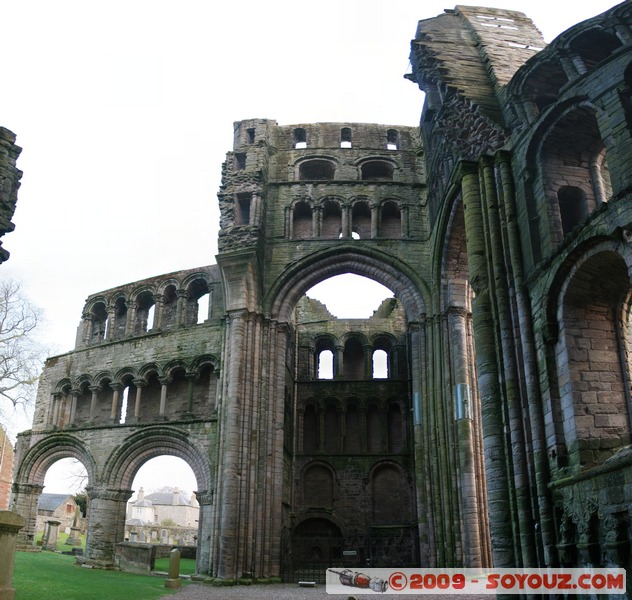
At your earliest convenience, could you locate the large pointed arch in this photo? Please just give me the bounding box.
[266,246,427,323]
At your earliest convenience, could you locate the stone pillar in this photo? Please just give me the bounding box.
[51,393,61,428]
[11,482,43,548]
[83,487,133,569]
[460,163,515,567]
[401,205,409,238]
[333,345,343,379]
[341,205,350,238]
[69,390,79,425]
[314,206,322,237]
[110,385,121,422]
[132,380,144,420]
[164,548,181,589]
[195,489,212,575]
[159,379,169,417]
[124,303,137,337]
[89,386,99,421]
[153,295,165,330]
[364,344,373,378]
[0,511,25,600]
[184,374,196,418]
[370,205,378,239]
[175,290,187,326]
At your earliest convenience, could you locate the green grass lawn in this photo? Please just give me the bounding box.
[13,551,188,600]
[153,557,196,575]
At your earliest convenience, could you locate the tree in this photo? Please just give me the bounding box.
[0,279,46,429]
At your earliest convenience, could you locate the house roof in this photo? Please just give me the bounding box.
[38,493,74,512]
[144,491,191,506]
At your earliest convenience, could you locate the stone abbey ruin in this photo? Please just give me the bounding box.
[10,1,632,582]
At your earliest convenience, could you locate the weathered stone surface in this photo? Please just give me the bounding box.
[11,1,632,583]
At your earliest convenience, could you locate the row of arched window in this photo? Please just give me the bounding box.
[80,275,214,347]
[289,198,404,240]
[300,399,408,455]
[510,23,626,123]
[47,357,219,429]
[292,127,400,151]
[304,334,404,381]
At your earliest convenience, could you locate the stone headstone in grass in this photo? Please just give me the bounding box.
[43,520,61,551]
[164,548,181,589]
[0,511,25,600]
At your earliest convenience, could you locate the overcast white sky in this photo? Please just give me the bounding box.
[2,0,620,495]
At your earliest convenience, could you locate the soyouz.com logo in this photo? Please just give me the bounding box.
[325,568,627,594]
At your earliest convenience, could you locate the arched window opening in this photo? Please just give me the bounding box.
[135,291,155,335]
[294,127,307,149]
[197,293,210,324]
[387,403,404,452]
[186,278,210,325]
[366,404,381,452]
[386,129,399,150]
[372,466,409,524]
[351,201,371,239]
[113,297,127,340]
[119,385,130,424]
[522,62,568,115]
[558,186,588,235]
[558,252,630,468]
[380,200,401,238]
[303,465,333,509]
[235,193,252,225]
[570,29,622,71]
[162,285,178,329]
[90,302,108,343]
[299,159,335,181]
[303,404,318,453]
[343,337,365,380]
[373,349,388,379]
[322,200,342,238]
[292,201,313,239]
[324,404,339,453]
[234,153,246,170]
[247,128,255,144]
[344,403,361,453]
[361,160,394,181]
[317,350,334,379]
[340,127,352,148]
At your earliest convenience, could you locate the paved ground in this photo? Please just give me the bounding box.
[169,582,487,599]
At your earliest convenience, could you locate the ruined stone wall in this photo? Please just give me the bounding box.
[0,127,22,263]
[0,426,14,510]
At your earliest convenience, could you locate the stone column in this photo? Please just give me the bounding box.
[175,290,187,326]
[364,344,373,378]
[195,490,213,575]
[105,307,116,341]
[159,379,169,417]
[370,205,378,239]
[153,295,165,330]
[89,386,99,421]
[132,380,144,420]
[0,511,25,600]
[460,162,515,567]
[184,373,196,418]
[448,297,482,567]
[110,384,121,422]
[341,205,350,238]
[83,487,133,569]
[314,206,322,237]
[124,303,137,337]
[11,482,43,548]
[333,345,343,379]
[69,390,79,425]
